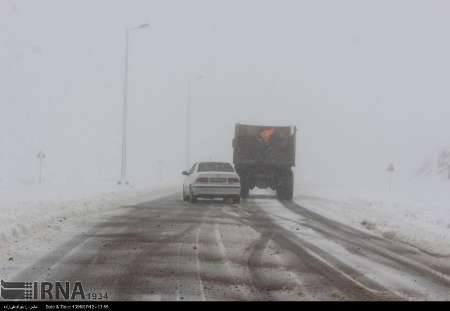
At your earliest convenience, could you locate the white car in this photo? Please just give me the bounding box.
[182,162,241,203]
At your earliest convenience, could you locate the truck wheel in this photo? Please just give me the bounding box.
[232,197,241,204]
[277,170,294,201]
[240,185,249,199]
[285,177,294,200]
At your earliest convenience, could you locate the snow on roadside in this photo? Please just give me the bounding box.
[0,181,178,251]
[294,181,450,256]
[254,197,448,300]
[0,180,178,281]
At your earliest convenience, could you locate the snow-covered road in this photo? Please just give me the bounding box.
[5,192,450,301]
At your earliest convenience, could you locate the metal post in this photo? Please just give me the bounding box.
[119,29,130,185]
[386,163,395,193]
[118,24,148,185]
[36,151,45,184]
[185,74,204,169]
[158,160,164,182]
[39,157,42,184]
[388,172,392,193]
[186,79,191,169]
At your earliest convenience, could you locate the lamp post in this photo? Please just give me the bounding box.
[186,74,205,169]
[157,159,164,182]
[36,151,46,184]
[119,23,149,185]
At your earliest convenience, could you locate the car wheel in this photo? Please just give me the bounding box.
[190,195,197,203]
[189,187,197,203]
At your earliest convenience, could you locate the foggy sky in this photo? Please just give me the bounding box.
[1,0,450,190]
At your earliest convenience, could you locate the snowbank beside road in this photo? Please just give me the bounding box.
[0,181,178,251]
[295,180,450,256]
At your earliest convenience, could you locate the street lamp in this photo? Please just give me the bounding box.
[118,23,149,185]
[186,73,205,169]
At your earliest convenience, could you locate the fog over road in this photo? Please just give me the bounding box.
[12,193,450,301]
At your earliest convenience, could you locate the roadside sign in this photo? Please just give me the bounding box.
[386,163,395,192]
[386,163,395,172]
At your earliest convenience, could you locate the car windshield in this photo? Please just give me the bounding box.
[197,162,234,172]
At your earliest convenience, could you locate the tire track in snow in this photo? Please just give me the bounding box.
[236,198,396,300]
[281,200,450,299]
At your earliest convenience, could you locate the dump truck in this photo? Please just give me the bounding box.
[232,123,297,200]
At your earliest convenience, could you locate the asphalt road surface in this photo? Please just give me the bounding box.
[13,193,450,301]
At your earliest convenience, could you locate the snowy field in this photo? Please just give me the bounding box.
[295,178,450,256]
[0,180,178,280]
[0,180,178,251]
